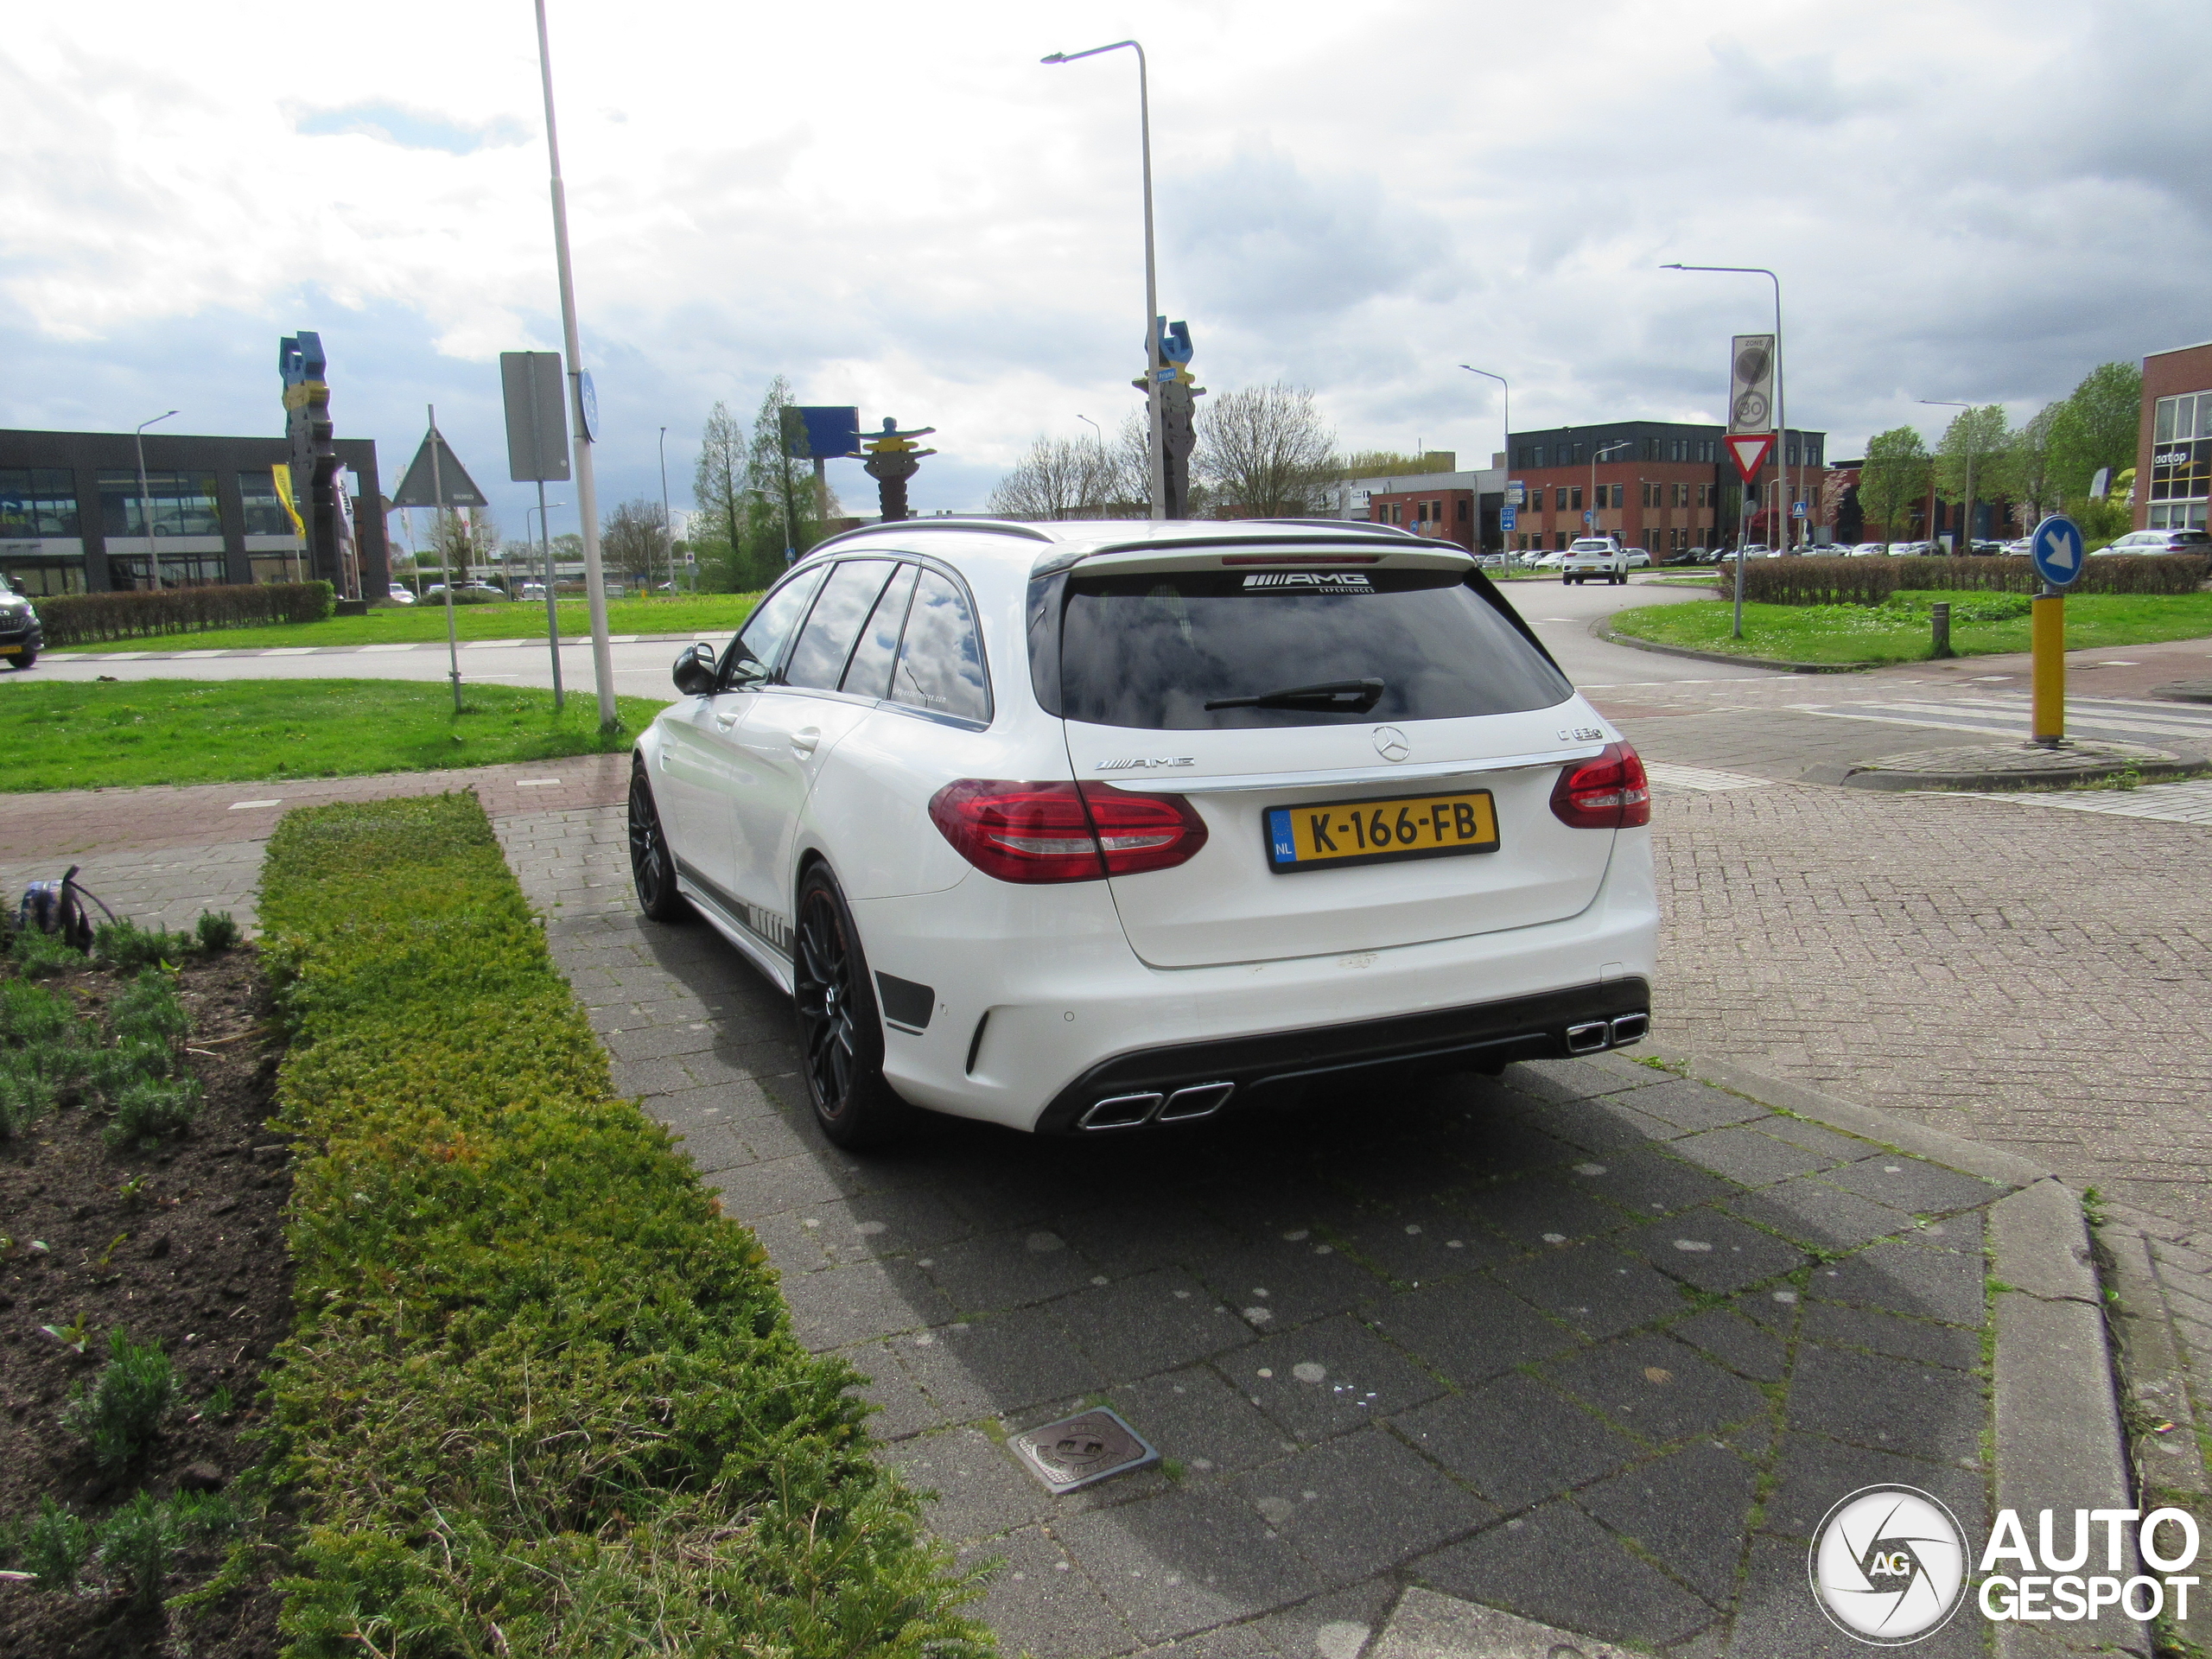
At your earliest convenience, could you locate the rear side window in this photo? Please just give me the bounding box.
[723,564,825,686]
[1058,569,1572,730]
[891,569,990,724]
[840,563,918,700]
[784,559,896,690]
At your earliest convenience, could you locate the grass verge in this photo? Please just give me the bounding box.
[49,594,762,654]
[0,680,670,791]
[1608,590,2212,664]
[257,793,988,1657]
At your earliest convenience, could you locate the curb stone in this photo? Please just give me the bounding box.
[1587,615,1867,675]
[1371,1043,2152,1659]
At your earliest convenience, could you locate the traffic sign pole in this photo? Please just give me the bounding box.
[2026,515,2086,747]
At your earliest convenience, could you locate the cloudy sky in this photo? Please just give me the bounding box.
[3,0,2205,537]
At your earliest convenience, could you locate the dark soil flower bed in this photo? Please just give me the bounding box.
[0,946,289,1658]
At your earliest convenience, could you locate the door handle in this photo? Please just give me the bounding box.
[790,727,820,756]
[714,711,741,729]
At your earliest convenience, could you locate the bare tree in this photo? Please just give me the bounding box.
[987,435,1120,519]
[601,498,667,589]
[1197,384,1338,518]
[426,506,499,586]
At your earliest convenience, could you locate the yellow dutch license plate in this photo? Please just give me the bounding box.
[0,645,21,656]
[1265,789,1499,874]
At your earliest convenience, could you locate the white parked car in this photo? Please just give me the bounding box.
[2095,528,2212,556]
[627,519,1657,1147]
[1622,548,1652,569]
[386,582,416,605]
[1560,538,1629,584]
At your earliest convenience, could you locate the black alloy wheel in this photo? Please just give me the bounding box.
[627,760,690,923]
[792,866,912,1150]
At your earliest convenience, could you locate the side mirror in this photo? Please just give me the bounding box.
[671,643,718,696]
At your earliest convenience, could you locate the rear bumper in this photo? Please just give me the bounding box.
[1032,977,1650,1135]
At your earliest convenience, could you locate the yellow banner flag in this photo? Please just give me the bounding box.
[270,465,306,537]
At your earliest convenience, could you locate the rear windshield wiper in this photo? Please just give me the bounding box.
[1204,677,1383,713]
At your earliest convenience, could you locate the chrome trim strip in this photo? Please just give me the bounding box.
[1103,746,1608,794]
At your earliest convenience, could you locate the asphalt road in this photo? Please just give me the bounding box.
[20,576,1753,704]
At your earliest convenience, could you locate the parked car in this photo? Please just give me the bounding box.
[1532,550,1570,569]
[626,518,1656,1147]
[1621,548,1652,569]
[1845,543,1889,557]
[2000,538,2035,556]
[518,582,549,601]
[423,582,511,601]
[1886,541,1936,556]
[0,577,43,670]
[2094,528,2212,556]
[386,582,416,604]
[1561,537,1630,585]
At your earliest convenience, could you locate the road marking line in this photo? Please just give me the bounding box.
[229,799,283,810]
[257,647,315,655]
[514,779,564,787]
[1645,763,1772,792]
[357,643,418,652]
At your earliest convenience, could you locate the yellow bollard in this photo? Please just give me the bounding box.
[2031,592,2064,746]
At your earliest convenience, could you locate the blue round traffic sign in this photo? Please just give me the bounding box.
[2030,514,2085,588]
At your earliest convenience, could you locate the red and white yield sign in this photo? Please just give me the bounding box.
[1725,433,1776,484]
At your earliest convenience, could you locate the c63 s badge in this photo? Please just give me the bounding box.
[1559,725,1605,742]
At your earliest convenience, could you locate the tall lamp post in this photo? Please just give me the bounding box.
[1661,263,1789,550]
[1043,40,1166,521]
[658,425,673,596]
[1591,439,1631,539]
[532,0,617,733]
[1918,398,1975,552]
[133,410,177,589]
[1459,366,1508,552]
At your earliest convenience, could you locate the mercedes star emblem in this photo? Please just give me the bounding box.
[1372,725,1411,762]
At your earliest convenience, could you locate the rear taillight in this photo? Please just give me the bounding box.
[928,780,1208,883]
[1549,741,1651,830]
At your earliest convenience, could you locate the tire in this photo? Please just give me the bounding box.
[793,865,914,1150]
[9,649,34,671]
[627,759,691,923]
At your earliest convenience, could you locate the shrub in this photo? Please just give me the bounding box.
[0,1068,57,1138]
[111,969,189,1046]
[94,918,194,972]
[21,1497,92,1589]
[1,977,77,1043]
[195,910,241,952]
[38,581,334,647]
[102,1075,200,1147]
[257,793,989,1659]
[87,1036,175,1097]
[62,1325,176,1469]
[1735,553,2209,607]
[96,1490,175,1610]
[10,926,86,978]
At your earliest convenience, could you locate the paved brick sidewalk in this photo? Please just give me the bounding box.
[497,803,2027,1659]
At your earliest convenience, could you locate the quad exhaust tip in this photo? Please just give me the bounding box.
[1610,1012,1649,1046]
[1079,1081,1236,1130]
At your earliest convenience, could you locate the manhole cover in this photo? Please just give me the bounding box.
[1008,1408,1158,1494]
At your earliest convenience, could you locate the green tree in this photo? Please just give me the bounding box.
[747,376,836,579]
[2049,361,2142,499]
[2007,404,2063,524]
[1933,404,2010,545]
[1856,426,1932,542]
[692,401,748,590]
[426,506,499,587]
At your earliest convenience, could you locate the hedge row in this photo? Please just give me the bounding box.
[1729,555,2209,607]
[257,794,988,1659]
[41,582,334,646]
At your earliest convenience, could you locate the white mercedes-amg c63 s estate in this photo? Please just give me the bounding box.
[627,518,1656,1148]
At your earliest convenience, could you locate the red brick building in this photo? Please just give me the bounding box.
[1505,421,1830,553]
[2139,340,2212,531]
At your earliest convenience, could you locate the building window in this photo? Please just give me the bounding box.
[98,470,221,538]
[238,469,298,537]
[2151,391,2212,531]
[1457,499,1471,522]
[0,469,81,538]
[1568,486,1583,512]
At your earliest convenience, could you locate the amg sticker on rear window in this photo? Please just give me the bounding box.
[1240,572,1374,591]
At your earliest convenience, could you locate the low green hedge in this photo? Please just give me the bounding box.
[42,582,334,646]
[257,793,988,1658]
[1732,554,2208,606]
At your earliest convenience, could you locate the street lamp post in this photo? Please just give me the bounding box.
[1591,440,1631,540]
[1663,263,1787,555]
[1459,366,1508,553]
[1918,398,1977,553]
[1043,40,1166,520]
[133,410,177,589]
[532,0,618,733]
[658,425,673,597]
